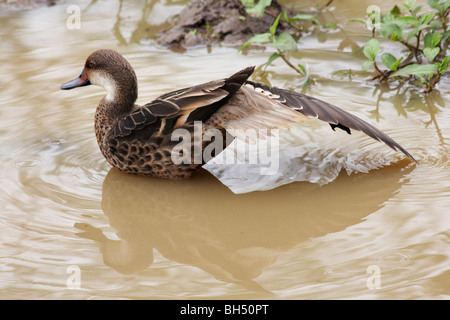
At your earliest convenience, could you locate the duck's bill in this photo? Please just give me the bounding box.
[60,68,91,90]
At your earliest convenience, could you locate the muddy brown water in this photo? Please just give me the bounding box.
[0,0,449,299]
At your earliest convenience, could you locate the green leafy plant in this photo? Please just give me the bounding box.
[239,13,305,75]
[241,0,272,18]
[352,0,450,92]
[239,0,336,81]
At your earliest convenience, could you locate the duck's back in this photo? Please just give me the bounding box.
[98,67,255,179]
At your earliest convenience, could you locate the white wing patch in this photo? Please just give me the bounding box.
[210,85,307,141]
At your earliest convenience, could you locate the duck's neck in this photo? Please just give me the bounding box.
[94,80,138,154]
[100,79,138,120]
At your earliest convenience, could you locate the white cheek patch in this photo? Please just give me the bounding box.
[89,72,117,102]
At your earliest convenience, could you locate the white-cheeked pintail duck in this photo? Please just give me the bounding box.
[61,49,416,179]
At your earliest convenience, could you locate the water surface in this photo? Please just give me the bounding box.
[0,0,449,299]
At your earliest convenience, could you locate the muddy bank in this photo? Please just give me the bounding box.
[155,0,296,49]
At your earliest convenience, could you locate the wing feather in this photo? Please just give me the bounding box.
[224,80,416,162]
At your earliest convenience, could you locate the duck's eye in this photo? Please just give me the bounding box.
[88,60,96,68]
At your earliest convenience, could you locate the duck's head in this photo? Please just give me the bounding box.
[61,49,137,104]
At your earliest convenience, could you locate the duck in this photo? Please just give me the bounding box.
[61,49,416,179]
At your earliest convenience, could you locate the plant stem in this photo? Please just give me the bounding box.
[279,51,305,75]
[371,51,416,81]
[399,39,420,52]
[320,0,333,11]
[424,73,441,93]
[373,61,383,76]
[414,30,422,63]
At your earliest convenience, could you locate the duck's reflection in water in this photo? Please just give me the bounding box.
[76,162,412,292]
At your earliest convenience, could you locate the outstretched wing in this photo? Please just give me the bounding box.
[241,81,416,162]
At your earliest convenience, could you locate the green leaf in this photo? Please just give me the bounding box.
[429,20,443,30]
[424,32,433,48]
[383,12,395,23]
[391,57,404,71]
[427,0,450,15]
[239,32,272,50]
[290,13,315,20]
[432,32,441,47]
[269,33,298,51]
[362,60,375,71]
[303,76,311,87]
[348,18,366,25]
[403,0,417,10]
[419,12,435,25]
[297,63,306,74]
[392,16,420,25]
[381,53,397,70]
[424,47,440,61]
[438,56,450,73]
[241,0,254,8]
[282,9,289,23]
[324,22,338,29]
[363,38,380,60]
[264,52,280,71]
[246,0,272,18]
[380,23,403,41]
[427,0,439,10]
[270,14,281,37]
[290,13,320,25]
[412,5,424,16]
[390,5,401,17]
[442,31,450,44]
[391,63,438,77]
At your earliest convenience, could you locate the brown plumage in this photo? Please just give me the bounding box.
[61,49,416,179]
